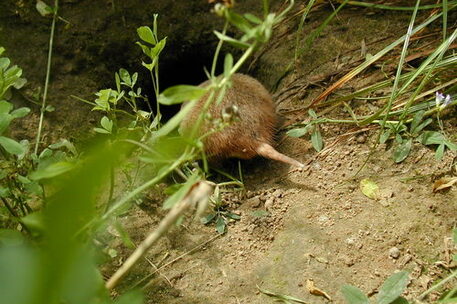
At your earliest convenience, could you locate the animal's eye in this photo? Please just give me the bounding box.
[222,105,240,122]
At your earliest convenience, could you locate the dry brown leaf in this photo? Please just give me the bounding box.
[432,177,457,192]
[306,279,332,300]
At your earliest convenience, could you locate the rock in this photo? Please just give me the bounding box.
[246,196,262,208]
[389,247,401,259]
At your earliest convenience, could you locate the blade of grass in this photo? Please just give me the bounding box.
[319,55,456,108]
[346,0,457,11]
[294,0,317,62]
[378,0,421,131]
[443,0,448,40]
[311,10,445,107]
[398,27,457,125]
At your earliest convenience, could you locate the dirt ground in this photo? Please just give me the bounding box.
[1,1,456,303]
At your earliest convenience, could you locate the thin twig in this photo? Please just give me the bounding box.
[105,180,214,290]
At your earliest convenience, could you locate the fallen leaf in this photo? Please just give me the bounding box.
[360,178,380,200]
[432,177,457,192]
[306,279,332,300]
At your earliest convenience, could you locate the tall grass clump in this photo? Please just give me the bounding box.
[287,1,457,162]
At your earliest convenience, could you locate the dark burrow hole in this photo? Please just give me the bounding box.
[136,42,235,121]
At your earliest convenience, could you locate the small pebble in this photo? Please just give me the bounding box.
[389,247,401,259]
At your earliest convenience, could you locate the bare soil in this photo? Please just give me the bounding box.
[1,1,456,303]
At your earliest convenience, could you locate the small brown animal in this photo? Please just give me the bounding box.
[180,73,304,168]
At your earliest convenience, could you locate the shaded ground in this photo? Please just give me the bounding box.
[2,1,456,303]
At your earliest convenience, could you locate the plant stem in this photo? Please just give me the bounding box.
[1,197,30,233]
[102,155,188,221]
[34,0,58,155]
[418,271,457,300]
[211,21,228,78]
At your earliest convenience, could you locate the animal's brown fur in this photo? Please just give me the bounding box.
[180,74,303,168]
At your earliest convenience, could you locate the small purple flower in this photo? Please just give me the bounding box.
[435,92,452,109]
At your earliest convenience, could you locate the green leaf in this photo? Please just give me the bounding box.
[0,57,10,70]
[214,31,250,49]
[0,100,13,114]
[131,72,138,87]
[412,118,432,135]
[419,131,445,145]
[435,143,445,160]
[226,212,241,220]
[225,10,252,33]
[115,72,121,92]
[24,180,43,196]
[224,53,233,78]
[21,212,44,234]
[391,297,410,304]
[0,47,4,56]
[4,65,22,79]
[380,129,391,144]
[360,178,380,200]
[48,139,77,155]
[287,126,311,138]
[393,138,412,163]
[445,140,457,151]
[100,116,113,132]
[151,38,167,57]
[308,109,318,119]
[119,68,131,86]
[45,105,55,112]
[158,85,207,105]
[136,42,151,58]
[10,107,30,119]
[137,26,156,45]
[311,128,323,152]
[38,148,52,159]
[17,175,31,184]
[141,60,155,71]
[0,187,10,198]
[29,161,74,180]
[244,13,262,24]
[377,271,410,304]
[94,89,119,111]
[341,285,369,304]
[0,136,25,155]
[0,114,12,135]
[0,241,39,304]
[13,78,27,90]
[201,213,216,225]
[36,0,54,16]
[409,110,424,134]
[94,127,110,134]
[215,216,226,234]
